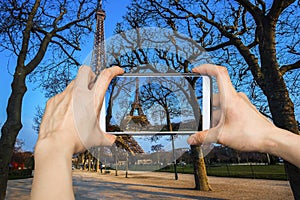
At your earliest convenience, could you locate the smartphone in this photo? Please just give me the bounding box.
[100,73,211,135]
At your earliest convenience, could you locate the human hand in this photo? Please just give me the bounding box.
[187,64,275,153]
[37,66,124,154]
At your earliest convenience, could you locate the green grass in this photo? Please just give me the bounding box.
[157,164,288,180]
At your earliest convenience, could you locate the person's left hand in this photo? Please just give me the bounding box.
[36,66,124,154]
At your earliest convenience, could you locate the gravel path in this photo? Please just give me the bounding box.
[6,170,293,200]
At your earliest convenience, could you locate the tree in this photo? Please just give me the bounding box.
[0,0,98,199]
[120,0,300,197]
[10,139,34,170]
[12,139,25,154]
[151,144,164,152]
[32,105,44,134]
[106,31,212,190]
[140,81,182,131]
[106,6,212,191]
[151,144,164,165]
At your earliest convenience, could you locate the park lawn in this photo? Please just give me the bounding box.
[158,164,288,180]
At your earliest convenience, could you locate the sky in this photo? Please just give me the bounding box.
[1,1,299,152]
[0,0,131,151]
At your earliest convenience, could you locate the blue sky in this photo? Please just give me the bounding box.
[1,1,299,152]
[0,0,131,151]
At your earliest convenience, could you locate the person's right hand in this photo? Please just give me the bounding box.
[37,66,124,154]
[188,64,276,153]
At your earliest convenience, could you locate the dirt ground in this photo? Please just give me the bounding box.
[6,170,293,200]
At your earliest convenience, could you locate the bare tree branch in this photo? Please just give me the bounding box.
[268,0,296,20]
[24,2,96,74]
[280,60,300,75]
[53,33,81,50]
[50,40,81,66]
[53,5,67,28]
[25,32,53,75]
[153,0,265,84]
[205,41,233,51]
[256,0,266,14]
[235,0,263,23]
[56,11,95,32]
[17,0,41,69]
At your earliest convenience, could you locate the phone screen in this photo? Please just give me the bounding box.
[102,73,211,135]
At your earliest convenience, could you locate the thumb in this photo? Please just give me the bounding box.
[84,128,117,149]
[97,132,116,146]
[187,127,219,145]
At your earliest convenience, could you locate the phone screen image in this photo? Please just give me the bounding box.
[102,73,211,135]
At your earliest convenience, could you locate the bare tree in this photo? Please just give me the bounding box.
[106,29,212,190]
[119,0,300,197]
[151,144,164,165]
[0,0,98,199]
[105,4,213,190]
[140,81,182,131]
[32,106,44,134]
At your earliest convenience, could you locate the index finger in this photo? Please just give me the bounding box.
[192,64,236,97]
[75,65,95,88]
[93,66,124,115]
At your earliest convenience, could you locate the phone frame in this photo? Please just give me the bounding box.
[100,73,211,135]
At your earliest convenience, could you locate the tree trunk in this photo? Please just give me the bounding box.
[191,145,212,191]
[88,153,92,172]
[257,17,300,199]
[165,108,172,131]
[83,153,87,170]
[81,153,85,170]
[115,151,118,176]
[0,70,27,200]
[106,83,116,127]
[97,149,101,173]
[263,82,299,198]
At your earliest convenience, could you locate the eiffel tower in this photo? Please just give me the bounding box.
[91,0,144,154]
[130,79,145,116]
[90,1,150,132]
[121,78,151,131]
[92,0,106,74]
